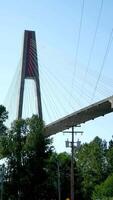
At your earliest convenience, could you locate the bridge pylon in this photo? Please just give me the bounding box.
[17,30,42,119]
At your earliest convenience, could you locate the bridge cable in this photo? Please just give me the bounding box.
[40,69,63,119]
[90,28,113,102]
[81,0,104,98]
[29,42,81,115]
[70,0,85,99]
[30,54,67,121]
[28,48,56,122]
[40,62,82,108]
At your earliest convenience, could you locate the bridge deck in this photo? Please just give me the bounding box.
[44,95,113,137]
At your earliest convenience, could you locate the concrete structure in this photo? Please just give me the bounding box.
[45,95,113,136]
[17,30,42,119]
[17,30,113,137]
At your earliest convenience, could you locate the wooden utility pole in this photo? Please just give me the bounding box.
[71,126,74,200]
[64,127,83,200]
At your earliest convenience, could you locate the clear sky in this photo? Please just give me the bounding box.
[0,0,113,152]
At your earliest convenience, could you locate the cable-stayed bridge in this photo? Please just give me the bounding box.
[4,30,113,138]
[45,96,113,136]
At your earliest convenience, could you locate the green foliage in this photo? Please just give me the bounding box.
[0,105,7,119]
[1,115,53,199]
[0,105,8,159]
[47,151,83,200]
[47,151,71,199]
[106,139,113,175]
[75,136,107,199]
[92,173,113,200]
[56,152,71,199]
[1,109,113,200]
[0,105,8,134]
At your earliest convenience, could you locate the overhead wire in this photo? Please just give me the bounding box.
[83,66,113,95]
[90,28,113,102]
[81,0,104,97]
[70,0,85,98]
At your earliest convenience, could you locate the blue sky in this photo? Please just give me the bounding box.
[0,0,113,152]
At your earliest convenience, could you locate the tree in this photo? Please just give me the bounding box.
[0,105,8,135]
[0,105,8,199]
[22,115,53,200]
[1,115,53,200]
[47,151,82,200]
[47,152,71,199]
[58,152,71,200]
[92,173,113,200]
[106,138,113,175]
[1,119,28,199]
[75,136,107,199]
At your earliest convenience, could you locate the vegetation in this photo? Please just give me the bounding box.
[0,105,113,199]
[93,173,113,200]
[0,115,54,199]
[0,105,8,135]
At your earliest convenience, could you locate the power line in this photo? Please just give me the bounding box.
[71,0,85,95]
[81,0,104,97]
[91,28,113,102]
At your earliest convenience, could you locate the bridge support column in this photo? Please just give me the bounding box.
[17,30,42,119]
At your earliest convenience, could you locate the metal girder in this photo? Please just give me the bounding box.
[44,95,113,137]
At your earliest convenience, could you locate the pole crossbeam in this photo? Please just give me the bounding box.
[45,96,113,136]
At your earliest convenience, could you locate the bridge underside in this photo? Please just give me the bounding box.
[45,95,113,137]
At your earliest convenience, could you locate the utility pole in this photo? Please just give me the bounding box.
[54,149,61,200]
[71,126,74,200]
[57,160,61,200]
[64,126,83,200]
[0,164,5,200]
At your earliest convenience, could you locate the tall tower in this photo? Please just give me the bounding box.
[17,30,42,119]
